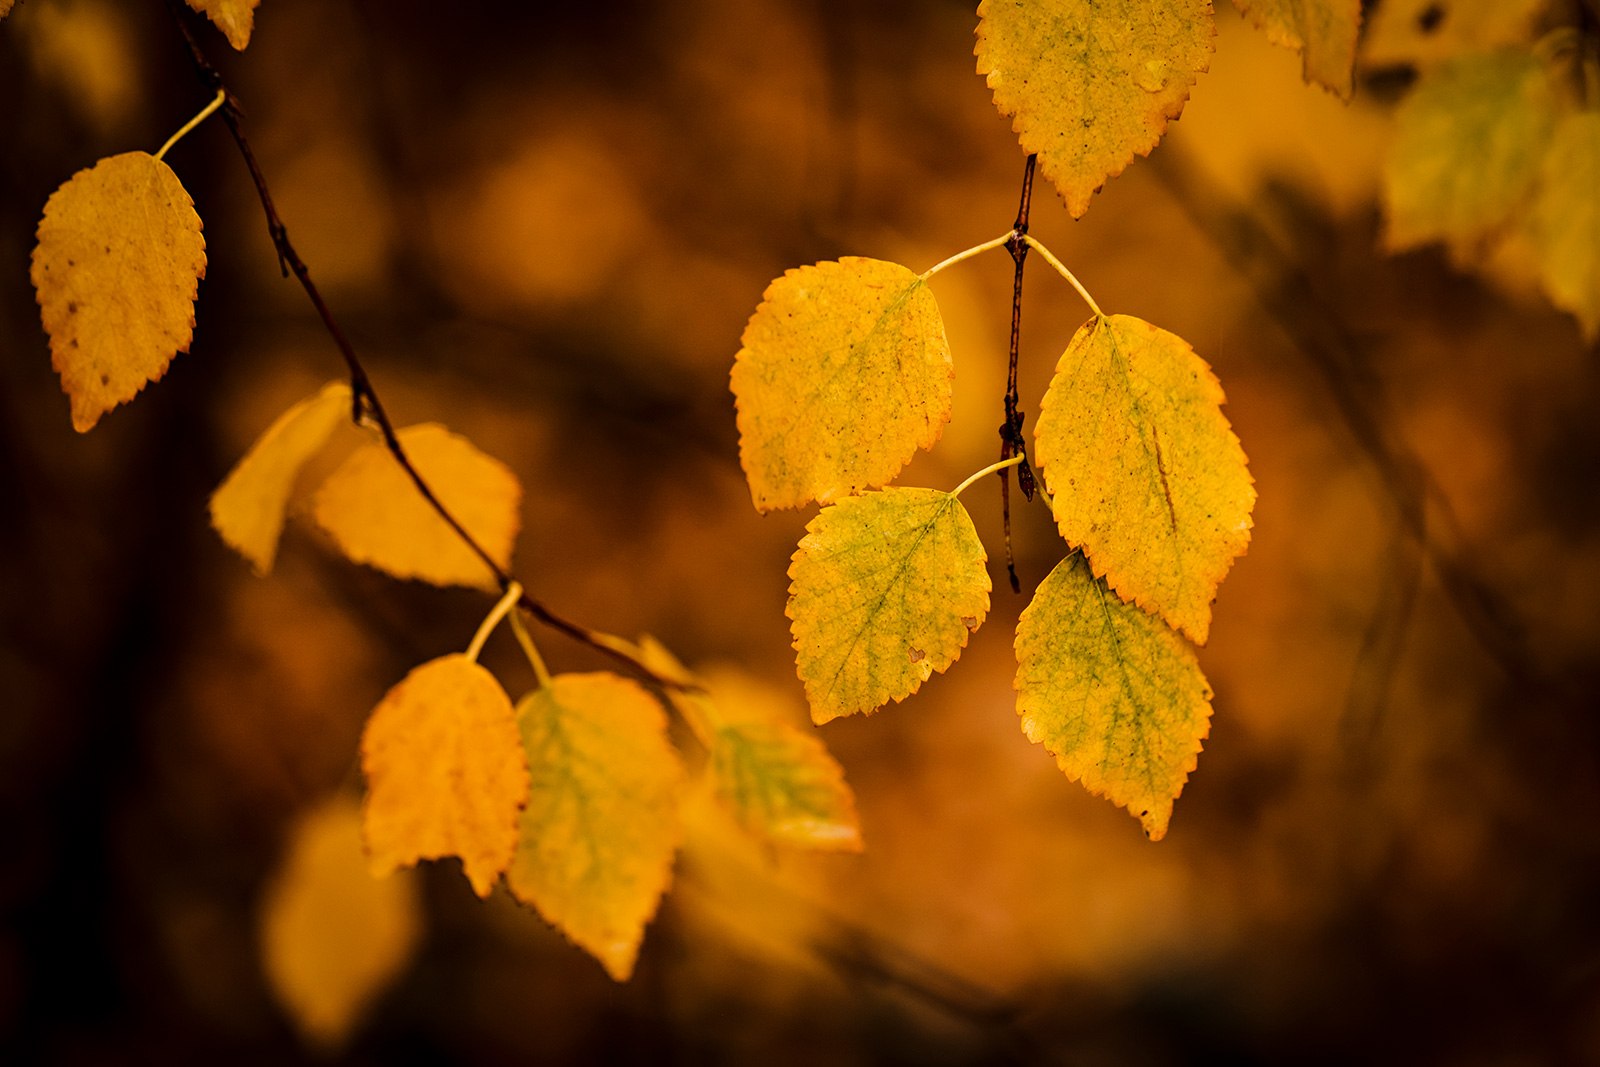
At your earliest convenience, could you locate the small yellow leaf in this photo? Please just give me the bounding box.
[1528,111,1600,341]
[260,794,421,1051]
[1383,51,1556,253]
[1362,0,1545,72]
[731,258,952,512]
[507,673,684,982]
[0,1,14,19]
[1033,314,1254,645]
[361,654,528,898]
[184,0,259,50]
[311,423,521,590]
[31,151,207,432]
[1015,553,1213,840]
[1233,0,1362,99]
[787,487,989,724]
[975,0,1215,218]
[209,381,351,575]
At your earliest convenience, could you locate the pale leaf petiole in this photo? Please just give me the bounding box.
[508,606,553,689]
[153,89,227,163]
[1022,235,1104,318]
[466,581,523,663]
[952,455,1023,498]
[921,232,1015,281]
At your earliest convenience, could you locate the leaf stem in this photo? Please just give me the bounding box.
[466,582,523,663]
[921,232,1014,281]
[508,607,553,689]
[153,88,225,162]
[1021,235,1103,318]
[952,456,1023,499]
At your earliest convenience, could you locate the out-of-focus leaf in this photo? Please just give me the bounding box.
[1233,0,1362,99]
[1362,0,1545,71]
[184,0,259,50]
[1528,111,1600,340]
[0,2,14,20]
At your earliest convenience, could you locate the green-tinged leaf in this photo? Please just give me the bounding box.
[507,673,684,982]
[731,257,952,511]
[975,0,1215,218]
[1033,314,1254,645]
[1362,0,1545,71]
[1015,553,1213,840]
[1233,0,1362,99]
[788,487,989,724]
[1528,111,1600,340]
[1384,51,1556,252]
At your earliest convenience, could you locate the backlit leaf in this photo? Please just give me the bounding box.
[311,422,521,590]
[184,0,259,50]
[31,151,206,432]
[1033,314,1254,645]
[788,487,989,725]
[507,673,684,981]
[731,258,952,512]
[975,0,1215,218]
[1383,51,1556,253]
[260,794,421,1051]
[1528,111,1600,341]
[1362,0,1545,71]
[1233,0,1361,99]
[361,654,528,897]
[210,380,351,575]
[1015,553,1213,840]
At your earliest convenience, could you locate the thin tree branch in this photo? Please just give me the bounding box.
[999,154,1038,594]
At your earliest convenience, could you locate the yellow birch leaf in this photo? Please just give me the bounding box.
[361,654,528,898]
[1362,0,1545,71]
[731,258,952,512]
[260,794,422,1051]
[1033,314,1254,646]
[1383,51,1556,253]
[1233,0,1362,99]
[311,422,521,590]
[209,381,351,576]
[1015,553,1213,840]
[975,0,1215,218]
[787,487,989,725]
[0,1,14,19]
[507,673,684,982]
[184,0,259,50]
[1528,111,1600,341]
[31,151,206,433]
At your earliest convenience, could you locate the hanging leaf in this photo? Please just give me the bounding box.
[975,0,1215,218]
[31,151,207,432]
[210,381,351,575]
[361,653,528,898]
[185,0,260,50]
[311,422,521,591]
[731,258,952,512]
[1232,0,1362,99]
[1033,314,1254,645]
[1015,553,1213,840]
[788,487,989,724]
[1362,0,1545,72]
[1528,111,1600,341]
[507,672,684,982]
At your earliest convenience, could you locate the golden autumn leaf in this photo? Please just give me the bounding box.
[1528,111,1600,341]
[731,258,952,512]
[1015,553,1214,840]
[31,151,207,432]
[507,672,684,982]
[259,794,421,1051]
[975,0,1215,218]
[311,422,521,590]
[1362,0,1545,72]
[0,1,13,19]
[184,0,260,50]
[1383,51,1556,253]
[209,381,351,575]
[1033,314,1254,646]
[1232,0,1361,99]
[787,487,989,725]
[361,654,528,897]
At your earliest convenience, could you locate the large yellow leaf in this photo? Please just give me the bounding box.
[185,0,259,50]
[1528,111,1600,341]
[1383,51,1556,253]
[259,794,421,1051]
[361,654,528,897]
[1033,314,1253,645]
[1015,553,1213,840]
[311,422,521,590]
[975,0,1215,218]
[731,258,952,512]
[1232,0,1361,99]
[788,487,989,724]
[31,152,207,432]
[1362,0,1545,71]
[507,673,684,981]
[210,381,351,575]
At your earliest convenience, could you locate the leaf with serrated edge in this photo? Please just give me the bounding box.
[731,258,951,512]
[976,0,1215,218]
[1528,112,1600,341]
[210,381,351,575]
[1233,0,1361,99]
[788,487,989,724]
[1016,553,1213,840]
[507,673,684,982]
[311,423,521,590]
[361,654,528,897]
[31,152,207,432]
[185,0,260,50]
[1034,314,1253,645]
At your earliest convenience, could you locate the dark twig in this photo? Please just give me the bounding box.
[999,154,1038,594]
[161,0,677,688]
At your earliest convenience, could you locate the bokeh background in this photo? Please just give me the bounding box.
[4,0,1600,1062]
